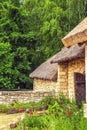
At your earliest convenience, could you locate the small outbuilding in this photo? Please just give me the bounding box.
[29,54,58,91]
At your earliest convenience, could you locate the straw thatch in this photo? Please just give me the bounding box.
[29,54,58,81]
[62,17,87,47]
[51,44,85,63]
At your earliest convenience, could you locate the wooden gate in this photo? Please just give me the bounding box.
[74,72,86,105]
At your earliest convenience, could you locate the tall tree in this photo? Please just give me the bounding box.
[0,0,32,89]
[0,43,15,89]
[0,0,87,89]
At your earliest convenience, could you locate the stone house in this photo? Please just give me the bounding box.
[30,43,85,104]
[30,17,87,105]
[61,17,87,116]
[29,54,58,91]
[51,44,85,104]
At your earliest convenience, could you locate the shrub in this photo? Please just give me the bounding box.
[0,104,12,113]
[20,114,48,130]
[17,96,86,130]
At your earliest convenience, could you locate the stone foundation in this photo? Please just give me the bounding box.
[0,91,54,104]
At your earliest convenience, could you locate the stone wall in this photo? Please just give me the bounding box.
[68,58,85,100]
[0,91,54,104]
[34,78,57,91]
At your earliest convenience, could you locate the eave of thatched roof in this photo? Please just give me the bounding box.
[62,17,87,47]
[29,54,58,81]
[51,44,85,63]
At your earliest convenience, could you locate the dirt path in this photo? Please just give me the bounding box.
[0,113,25,130]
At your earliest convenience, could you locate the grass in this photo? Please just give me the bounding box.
[15,96,87,130]
[0,96,86,130]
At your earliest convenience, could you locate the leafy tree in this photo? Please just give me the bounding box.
[14,47,31,89]
[0,0,87,89]
[0,0,32,89]
[0,43,15,89]
[66,0,87,31]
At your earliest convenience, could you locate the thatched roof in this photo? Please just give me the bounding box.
[29,54,58,81]
[62,17,87,47]
[51,44,85,63]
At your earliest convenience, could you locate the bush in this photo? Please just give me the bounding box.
[17,96,86,130]
[1,95,87,130]
[0,104,12,113]
[0,43,15,89]
[21,114,48,130]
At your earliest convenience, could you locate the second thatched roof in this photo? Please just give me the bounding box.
[51,44,85,63]
[30,44,85,80]
[29,54,58,81]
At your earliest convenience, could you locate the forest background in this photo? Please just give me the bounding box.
[0,0,87,89]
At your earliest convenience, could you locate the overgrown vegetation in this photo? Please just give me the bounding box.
[0,95,58,113]
[15,96,86,130]
[0,0,87,89]
[0,96,86,130]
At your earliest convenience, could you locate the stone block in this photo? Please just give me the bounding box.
[34,93,39,97]
[30,93,34,97]
[60,79,68,82]
[2,91,9,95]
[44,93,48,97]
[60,72,67,75]
[10,123,17,129]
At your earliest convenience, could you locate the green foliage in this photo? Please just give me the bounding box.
[0,0,86,89]
[40,95,58,106]
[16,96,86,130]
[21,114,47,130]
[66,0,87,31]
[0,43,15,89]
[1,96,87,130]
[14,47,31,88]
[0,104,12,113]
[0,0,32,89]
[0,100,36,113]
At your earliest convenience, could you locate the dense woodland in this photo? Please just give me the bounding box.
[0,0,87,89]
